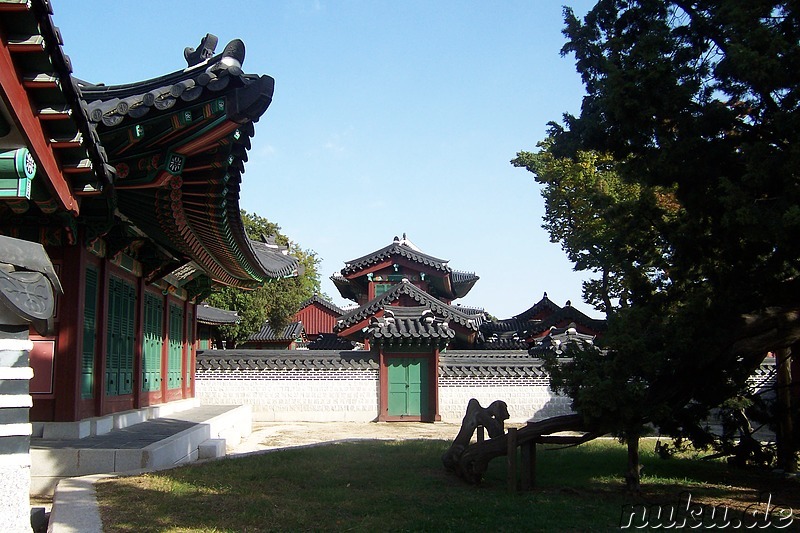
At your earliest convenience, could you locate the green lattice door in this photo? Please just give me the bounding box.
[387,358,428,417]
[81,267,99,398]
[167,304,184,389]
[105,276,135,396]
[142,293,163,392]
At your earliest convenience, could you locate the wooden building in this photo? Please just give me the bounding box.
[240,321,306,350]
[0,2,292,422]
[477,292,606,350]
[332,234,483,349]
[329,234,482,421]
[196,303,239,350]
[292,294,344,341]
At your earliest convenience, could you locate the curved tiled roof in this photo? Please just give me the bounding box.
[196,350,378,371]
[513,293,562,321]
[78,35,277,289]
[477,330,529,351]
[0,0,113,219]
[522,306,606,337]
[367,307,455,346]
[298,294,345,316]
[196,303,239,325]
[334,280,483,333]
[450,269,480,298]
[249,239,299,278]
[247,321,304,342]
[527,323,596,356]
[307,333,356,350]
[341,240,450,277]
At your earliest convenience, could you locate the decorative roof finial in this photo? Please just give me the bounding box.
[220,39,246,69]
[402,232,407,240]
[184,33,218,67]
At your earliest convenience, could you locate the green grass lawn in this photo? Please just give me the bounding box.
[96,438,799,532]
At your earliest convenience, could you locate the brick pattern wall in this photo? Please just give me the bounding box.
[196,367,574,423]
[196,368,380,422]
[439,376,572,423]
[195,360,774,425]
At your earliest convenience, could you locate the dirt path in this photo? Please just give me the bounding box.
[229,421,464,455]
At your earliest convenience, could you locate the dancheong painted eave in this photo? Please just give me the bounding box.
[78,35,280,289]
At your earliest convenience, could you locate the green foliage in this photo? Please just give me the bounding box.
[512,140,679,314]
[519,0,800,475]
[206,210,322,347]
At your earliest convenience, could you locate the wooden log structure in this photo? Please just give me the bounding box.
[444,404,601,488]
[441,398,509,471]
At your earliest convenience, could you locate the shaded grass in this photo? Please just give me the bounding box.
[97,438,799,532]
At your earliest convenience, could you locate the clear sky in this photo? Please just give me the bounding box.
[54,0,600,319]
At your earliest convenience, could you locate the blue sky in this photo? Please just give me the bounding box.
[55,0,600,318]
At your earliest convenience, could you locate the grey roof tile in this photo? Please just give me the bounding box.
[367,307,455,346]
[246,321,305,342]
[196,303,239,325]
[298,294,345,316]
[334,280,483,333]
[249,239,300,278]
[341,240,450,277]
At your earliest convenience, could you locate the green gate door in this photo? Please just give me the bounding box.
[387,358,428,417]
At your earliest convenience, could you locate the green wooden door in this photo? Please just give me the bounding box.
[81,267,99,399]
[167,304,184,389]
[105,276,135,396]
[387,358,428,417]
[142,293,163,392]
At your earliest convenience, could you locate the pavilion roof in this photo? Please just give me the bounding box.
[341,236,450,277]
[334,235,479,302]
[334,279,483,333]
[247,320,305,343]
[366,307,455,348]
[79,36,277,289]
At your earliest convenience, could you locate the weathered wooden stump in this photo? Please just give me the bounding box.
[444,405,599,489]
[441,398,509,473]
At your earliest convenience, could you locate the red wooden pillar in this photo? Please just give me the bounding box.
[431,348,441,422]
[377,347,388,421]
[51,243,81,421]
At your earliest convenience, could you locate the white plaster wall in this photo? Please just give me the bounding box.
[196,368,574,424]
[438,384,573,424]
[196,372,380,422]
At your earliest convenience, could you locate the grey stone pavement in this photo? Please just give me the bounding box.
[31,405,237,451]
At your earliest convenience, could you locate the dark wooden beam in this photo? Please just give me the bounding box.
[0,28,79,215]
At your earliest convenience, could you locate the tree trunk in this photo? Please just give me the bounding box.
[624,434,641,492]
[775,347,797,473]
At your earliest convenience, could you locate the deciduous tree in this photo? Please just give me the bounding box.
[206,210,322,347]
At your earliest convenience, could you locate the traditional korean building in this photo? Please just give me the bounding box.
[328,234,483,420]
[240,321,306,350]
[477,292,606,351]
[0,2,294,423]
[293,294,344,342]
[196,303,239,350]
[332,234,483,349]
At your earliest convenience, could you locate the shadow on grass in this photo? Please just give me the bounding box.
[96,438,798,532]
